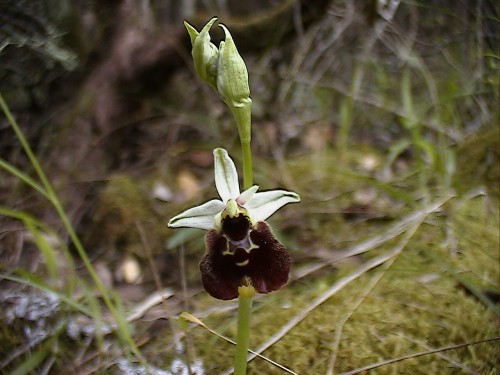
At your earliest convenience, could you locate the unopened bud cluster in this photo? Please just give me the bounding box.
[184,17,252,143]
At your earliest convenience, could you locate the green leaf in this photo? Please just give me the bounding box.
[0,158,48,198]
[401,68,415,129]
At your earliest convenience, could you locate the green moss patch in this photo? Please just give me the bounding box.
[180,194,498,374]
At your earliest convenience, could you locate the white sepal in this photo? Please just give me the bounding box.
[168,199,225,230]
[213,148,240,202]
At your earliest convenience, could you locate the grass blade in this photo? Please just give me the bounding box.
[9,340,52,375]
[0,158,48,198]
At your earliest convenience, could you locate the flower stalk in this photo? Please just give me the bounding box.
[241,140,253,190]
[234,285,255,375]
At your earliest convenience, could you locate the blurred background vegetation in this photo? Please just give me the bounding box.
[0,0,498,374]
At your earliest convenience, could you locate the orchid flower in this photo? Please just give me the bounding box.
[168,148,300,300]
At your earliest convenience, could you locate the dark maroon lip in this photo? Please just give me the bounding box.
[200,221,291,300]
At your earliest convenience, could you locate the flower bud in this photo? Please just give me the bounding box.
[217,25,252,143]
[184,17,219,89]
[217,25,251,108]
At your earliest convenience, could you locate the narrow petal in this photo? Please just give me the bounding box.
[168,199,224,230]
[214,148,240,202]
[246,190,300,222]
[237,185,259,205]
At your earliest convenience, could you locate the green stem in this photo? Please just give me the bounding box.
[241,141,253,189]
[235,115,253,375]
[234,292,253,375]
[226,66,254,373]
[229,102,253,190]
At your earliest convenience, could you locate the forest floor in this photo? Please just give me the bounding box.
[0,1,499,374]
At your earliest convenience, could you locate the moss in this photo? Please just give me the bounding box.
[456,125,500,197]
[176,195,498,374]
[72,146,498,374]
[85,173,172,268]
